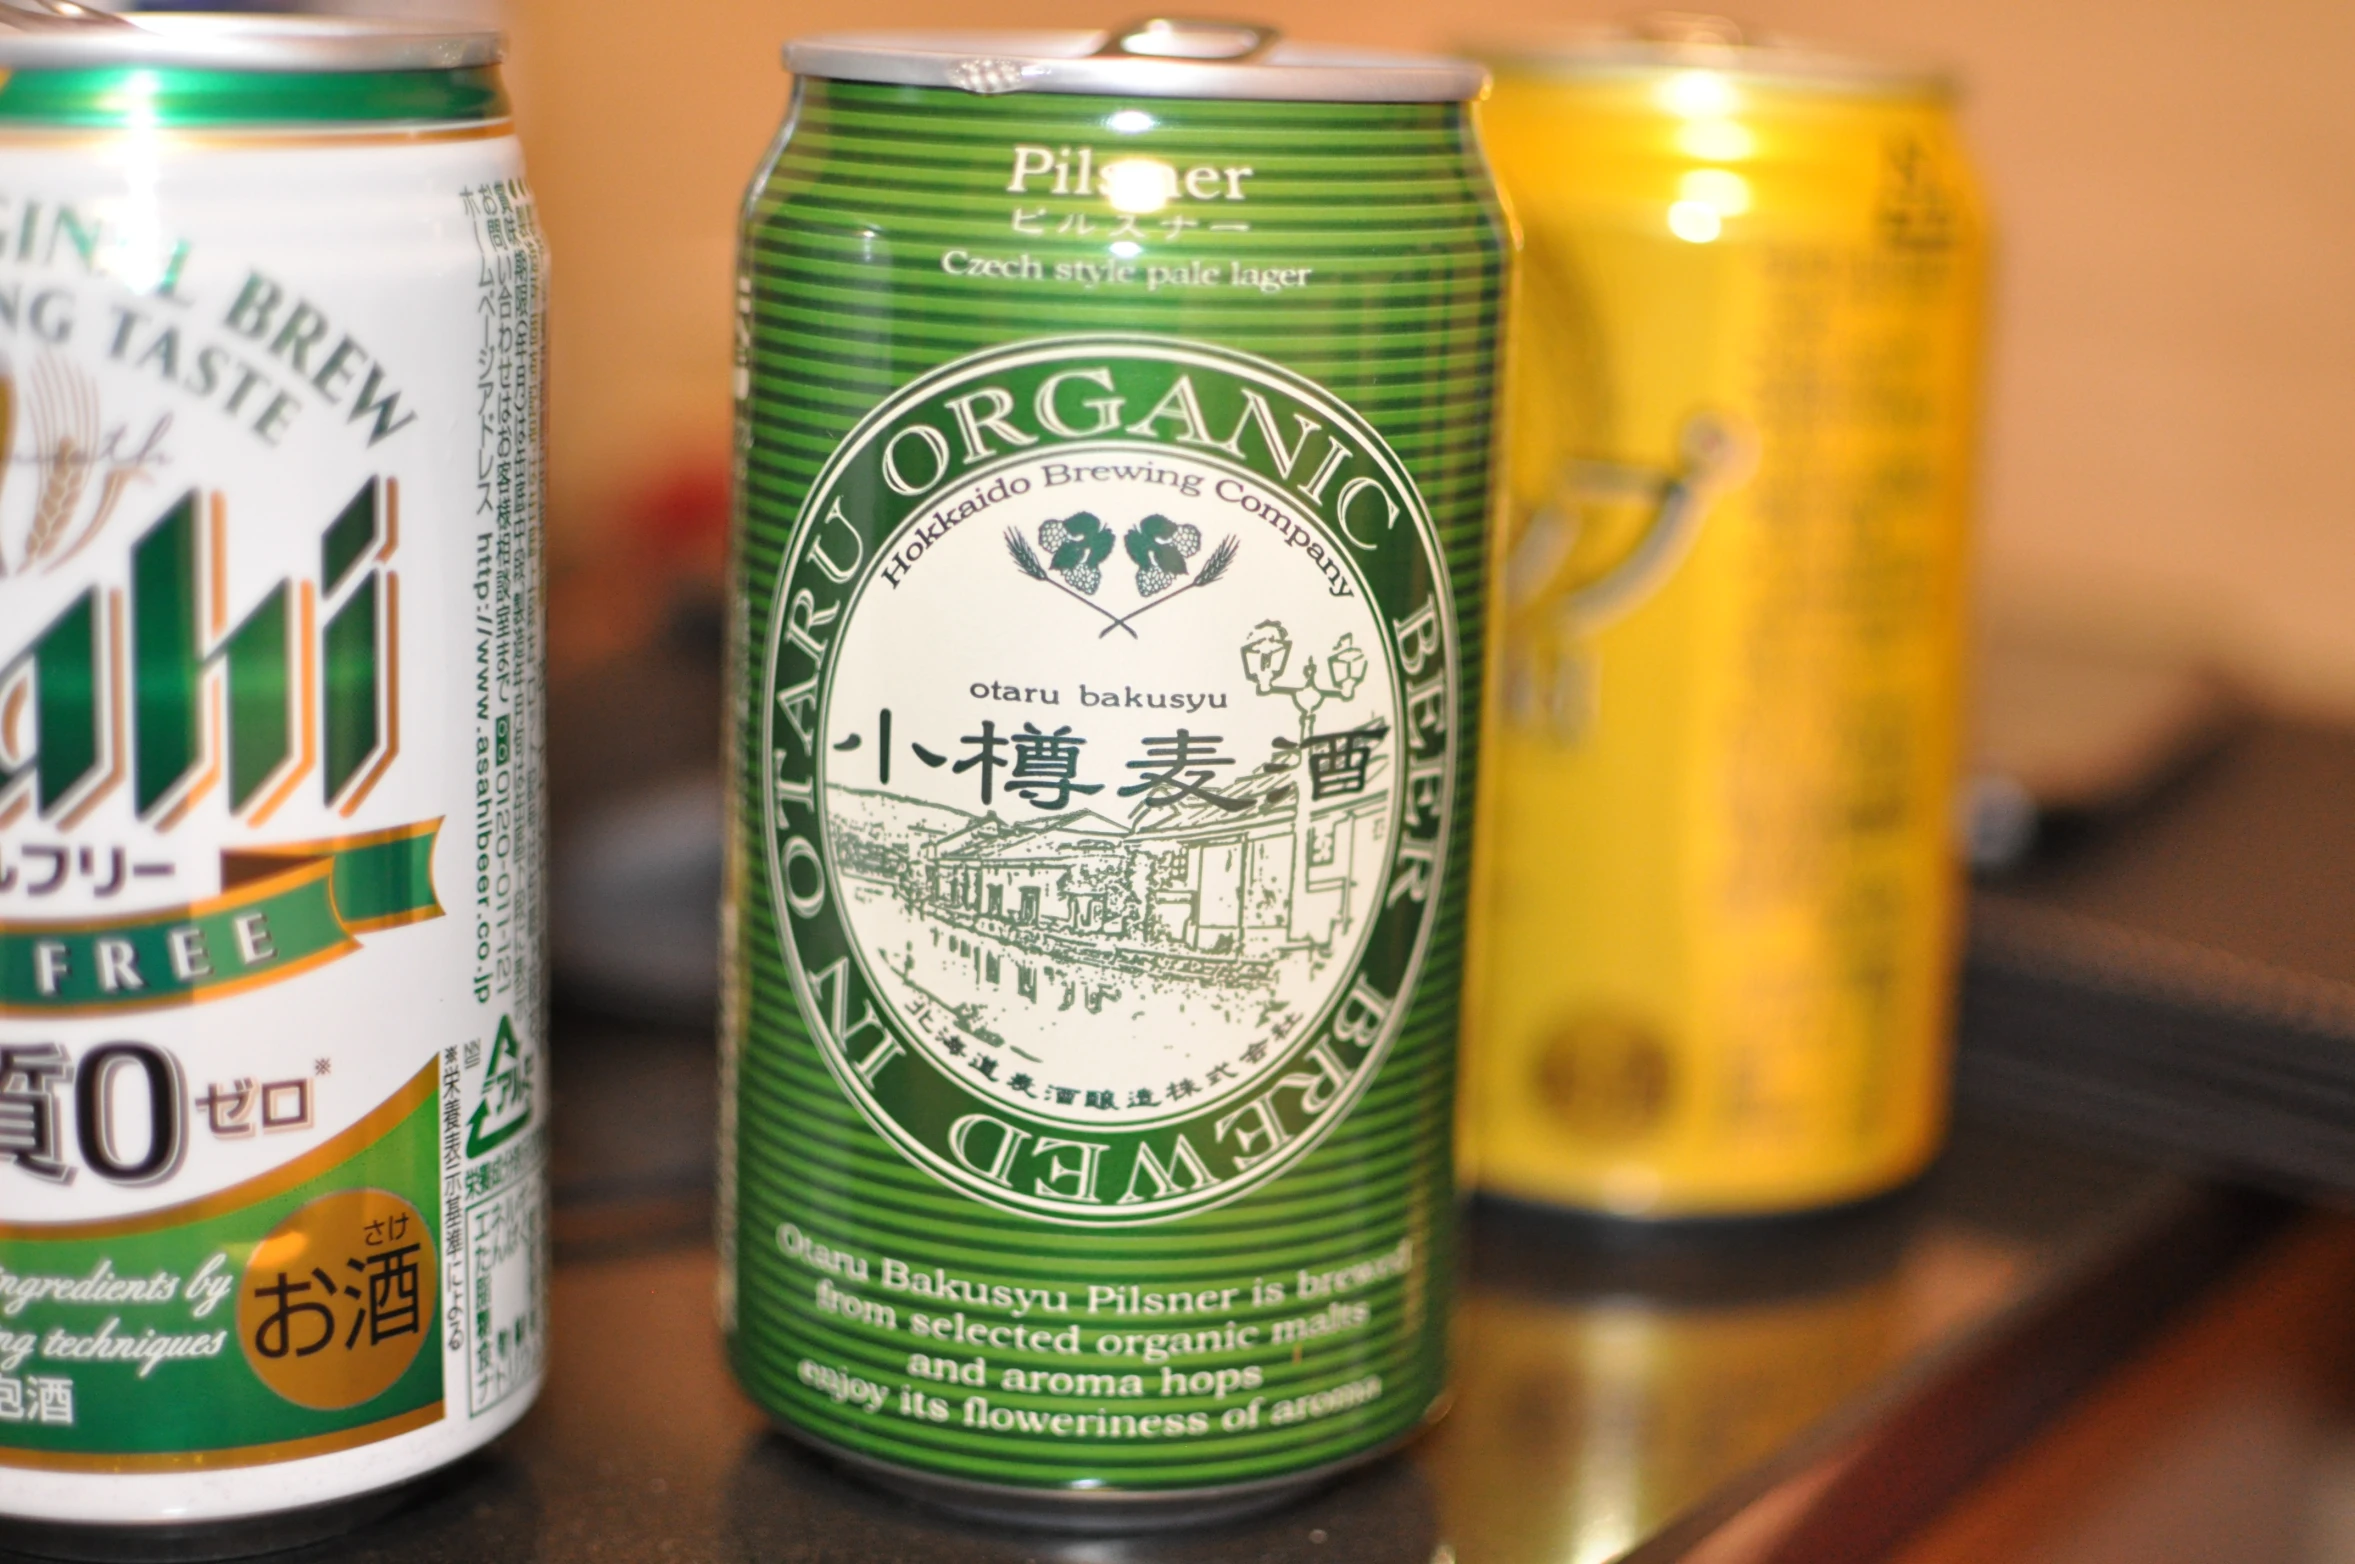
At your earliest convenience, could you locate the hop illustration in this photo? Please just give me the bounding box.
[1036,512,1115,595]
[1125,514,1201,597]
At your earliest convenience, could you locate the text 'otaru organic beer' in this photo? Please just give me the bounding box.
[722,22,1508,1525]
[0,16,549,1556]
[1466,17,1988,1217]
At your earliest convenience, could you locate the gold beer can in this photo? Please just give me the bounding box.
[1466,17,1988,1216]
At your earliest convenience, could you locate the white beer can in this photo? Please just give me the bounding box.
[0,14,549,1554]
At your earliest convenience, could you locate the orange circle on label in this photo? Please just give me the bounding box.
[1533,1012,1677,1145]
[237,1188,436,1411]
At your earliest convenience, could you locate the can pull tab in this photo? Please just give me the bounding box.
[1093,17,1280,61]
[0,0,132,29]
[1623,11,1748,47]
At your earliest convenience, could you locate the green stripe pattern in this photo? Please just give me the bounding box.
[0,66,508,127]
[729,76,1507,1498]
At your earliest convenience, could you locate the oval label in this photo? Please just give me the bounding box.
[759,336,1458,1223]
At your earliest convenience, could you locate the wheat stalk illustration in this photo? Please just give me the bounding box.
[1004,527,1047,578]
[1005,527,1139,638]
[48,411,170,573]
[21,355,96,571]
[1097,535,1240,638]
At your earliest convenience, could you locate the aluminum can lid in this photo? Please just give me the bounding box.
[0,11,501,72]
[786,21,1487,103]
[1471,13,1951,99]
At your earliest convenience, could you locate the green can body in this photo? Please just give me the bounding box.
[724,40,1508,1518]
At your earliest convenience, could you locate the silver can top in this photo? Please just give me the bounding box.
[0,11,502,72]
[786,20,1488,104]
[1472,12,1951,98]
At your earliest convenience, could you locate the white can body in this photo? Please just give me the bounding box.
[0,121,548,1526]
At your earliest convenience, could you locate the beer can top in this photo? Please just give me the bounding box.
[786,21,1488,103]
[0,11,501,72]
[1472,14,1951,99]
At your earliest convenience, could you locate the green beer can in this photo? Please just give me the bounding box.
[723,21,1508,1526]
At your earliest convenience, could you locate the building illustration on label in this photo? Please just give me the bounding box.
[760,336,1459,1224]
[825,615,1392,1133]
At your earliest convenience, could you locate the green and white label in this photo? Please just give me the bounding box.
[730,77,1505,1496]
[761,337,1457,1225]
[0,127,550,1521]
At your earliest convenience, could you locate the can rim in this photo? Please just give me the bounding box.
[0,13,502,73]
[1469,28,1953,99]
[784,28,1487,103]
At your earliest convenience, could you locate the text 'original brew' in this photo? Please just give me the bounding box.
[724,22,1507,1524]
[0,16,549,1553]
[1467,17,1987,1217]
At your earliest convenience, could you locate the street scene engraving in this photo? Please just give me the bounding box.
[821,447,1401,1126]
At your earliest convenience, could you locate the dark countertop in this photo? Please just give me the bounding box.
[15,637,2315,1564]
[262,639,2308,1562]
[44,1058,2267,1564]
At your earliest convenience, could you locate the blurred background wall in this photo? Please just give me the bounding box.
[501,0,2355,715]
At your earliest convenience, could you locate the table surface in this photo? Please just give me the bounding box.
[20,1010,2262,1564]
[6,642,2300,1564]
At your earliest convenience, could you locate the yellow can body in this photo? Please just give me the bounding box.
[1467,41,1989,1216]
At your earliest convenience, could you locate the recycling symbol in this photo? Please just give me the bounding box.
[465,1014,534,1158]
